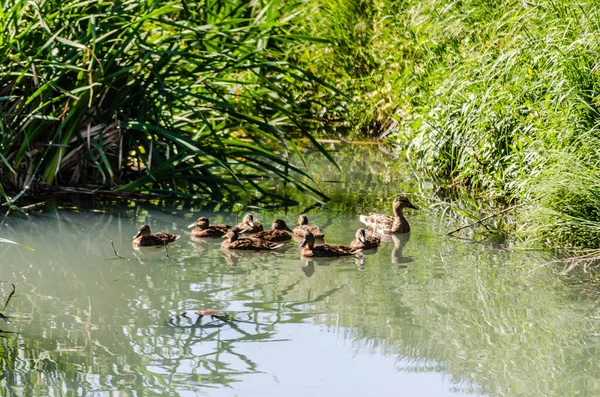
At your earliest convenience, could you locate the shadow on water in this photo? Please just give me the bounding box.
[0,144,599,395]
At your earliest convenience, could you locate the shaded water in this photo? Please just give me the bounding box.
[1,144,599,396]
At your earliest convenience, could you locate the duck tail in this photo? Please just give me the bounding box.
[359,215,369,226]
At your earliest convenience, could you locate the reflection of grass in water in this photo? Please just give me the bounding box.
[0,212,295,394]
[271,236,600,396]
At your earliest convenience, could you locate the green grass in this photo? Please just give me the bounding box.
[295,0,600,247]
[0,0,341,206]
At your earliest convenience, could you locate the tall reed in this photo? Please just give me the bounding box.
[0,0,338,205]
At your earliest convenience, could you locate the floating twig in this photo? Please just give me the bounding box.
[20,201,46,211]
[105,239,132,261]
[447,204,522,236]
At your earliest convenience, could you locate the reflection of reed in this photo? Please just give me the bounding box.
[59,296,92,352]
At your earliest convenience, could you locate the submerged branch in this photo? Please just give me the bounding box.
[447,204,522,236]
[0,281,16,311]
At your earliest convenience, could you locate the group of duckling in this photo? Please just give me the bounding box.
[132,194,418,258]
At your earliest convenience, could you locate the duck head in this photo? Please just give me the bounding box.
[393,194,418,212]
[355,228,367,243]
[272,219,292,232]
[243,214,256,227]
[299,230,315,249]
[134,224,151,239]
[223,227,241,242]
[188,217,209,229]
[297,214,309,226]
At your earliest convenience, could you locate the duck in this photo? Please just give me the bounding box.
[349,228,380,250]
[235,213,264,234]
[221,227,283,250]
[188,217,232,238]
[251,219,293,242]
[299,231,358,257]
[132,224,180,247]
[293,214,325,238]
[359,194,418,234]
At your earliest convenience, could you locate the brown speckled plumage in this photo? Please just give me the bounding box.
[132,224,179,247]
[292,214,325,238]
[188,217,231,238]
[299,231,358,257]
[360,194,418,234]
[349,228,380,250]
[221,227,283,250]
[251,220,293,242]
[235,214,264,234]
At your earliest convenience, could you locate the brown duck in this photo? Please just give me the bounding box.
[299,231,358,257]
[349,228,381,250]
[221,227,283,250]
[132,224,180,247]
[293,214,325,239]
[359,194,418,234]
[251,219,293,242]
[235,214,264,234]
[188,217,232,238]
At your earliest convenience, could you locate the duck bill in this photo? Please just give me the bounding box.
[284,226,293,233]
[248,219,256,227]
[133,231,142,239]
[187,222,196,228]
[408,203,419,210]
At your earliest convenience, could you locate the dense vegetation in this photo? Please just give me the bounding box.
[0,0,339,206]
[5,0,600,247]
[296,0,600,247]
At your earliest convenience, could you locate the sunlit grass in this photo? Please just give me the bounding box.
[297,0,600,247]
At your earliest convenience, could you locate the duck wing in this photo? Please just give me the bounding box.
[252,230,291,242]
[192,227,226,238]
[152,232,180,243]
[359,213,394,231]
[293,225,325,238]
[351,236,380,250]
[214,224,232,233]
[314,244,357,256]
[227,237,282,250]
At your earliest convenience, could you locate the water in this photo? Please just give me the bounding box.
[0,144,599,396]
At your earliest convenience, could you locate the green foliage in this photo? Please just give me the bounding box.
[0,0,338,205]
[297,0,600,246]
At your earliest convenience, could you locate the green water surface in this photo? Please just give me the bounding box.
[0,144,598,396]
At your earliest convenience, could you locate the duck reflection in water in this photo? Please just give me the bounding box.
[300,255,366,277]
[389,233,413,266]
[221,244,286,267]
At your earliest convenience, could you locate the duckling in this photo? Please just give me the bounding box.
[299,231,358,257]
[359,194,418,234]
[188,217,232,238]
[293,214,325,239]
[132,224,180,247]
[251,219,293,242]
[349,228,380,250]
[235,214,264,234]
[221,227,283,250]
